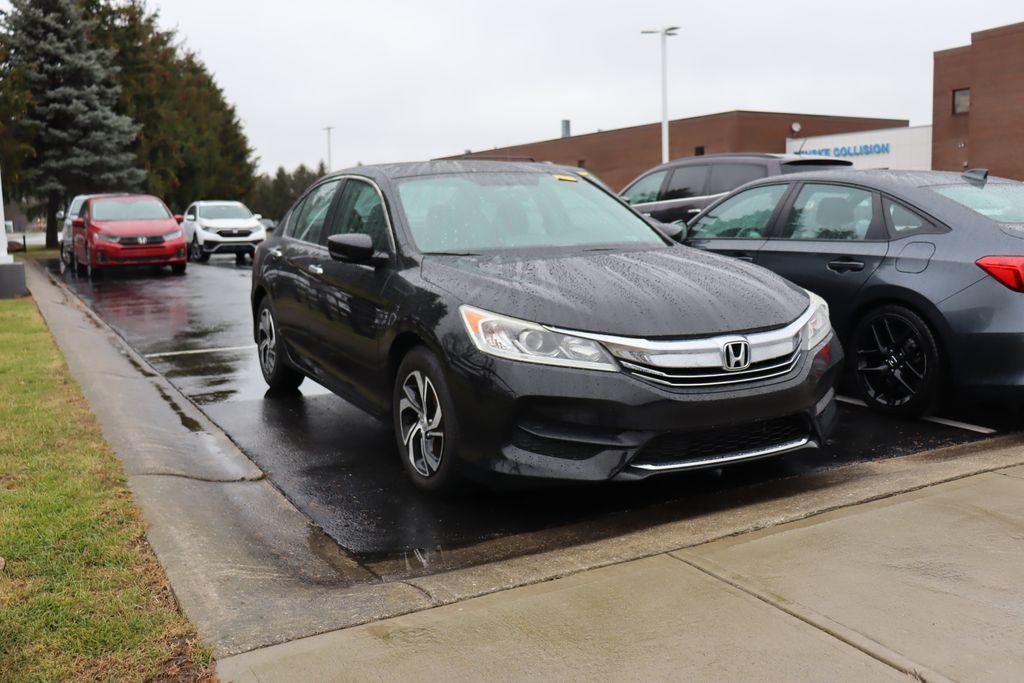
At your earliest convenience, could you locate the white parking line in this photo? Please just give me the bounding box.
[145,344,256,359]
[836,394,998,435]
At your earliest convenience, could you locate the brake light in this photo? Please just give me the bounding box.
[977,256,1024,292]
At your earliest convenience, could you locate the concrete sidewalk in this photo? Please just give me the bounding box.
[219,466,1024,681]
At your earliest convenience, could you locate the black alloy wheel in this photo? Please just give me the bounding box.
[393,347,464,495]
[256,299,304,390]
[190,236,210,263]
[850,305,942,416]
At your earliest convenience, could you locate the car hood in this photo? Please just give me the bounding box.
[198,218,261,229]
[421,247,809,338]
[91,219,180,235]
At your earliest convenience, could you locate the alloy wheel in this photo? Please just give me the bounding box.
[190,237,202,262]
[257,308,277,375]
[398,370,445,477]
[855,314,927,408]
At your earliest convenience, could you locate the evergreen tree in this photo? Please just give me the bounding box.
[2,0,144,247]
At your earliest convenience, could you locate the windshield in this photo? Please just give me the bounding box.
[395,172,664,253]
[198,203,252,220]
[91,197,170,221]
[69,197,86,215]
[931,183,1024,223]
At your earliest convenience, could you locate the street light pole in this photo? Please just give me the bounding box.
[324,126,334,171]
[642,26,679,164]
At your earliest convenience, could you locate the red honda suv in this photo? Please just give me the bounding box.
[72,194,188,276]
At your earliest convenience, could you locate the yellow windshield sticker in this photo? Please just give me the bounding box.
[552,174,578,182]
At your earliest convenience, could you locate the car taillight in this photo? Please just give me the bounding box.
[977,256,1024,292]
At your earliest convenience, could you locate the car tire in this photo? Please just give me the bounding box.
[85,246,99,279]
[72,247,86,276]
[190,236,209,263]
[171,262,186,275]
[392,347,465,495]
[849,304,942,417]
[235,252,248,266]
[60,241,71,267]
[255,298,304,391]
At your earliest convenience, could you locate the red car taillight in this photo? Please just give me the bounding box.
[977,256,1024,292]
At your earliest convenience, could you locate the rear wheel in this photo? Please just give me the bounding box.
[256,299,304,390]
[393,347,464,495]
[850,305,942,416]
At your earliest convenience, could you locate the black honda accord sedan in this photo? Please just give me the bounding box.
[684,168,1024,416]
[251,161,841,493]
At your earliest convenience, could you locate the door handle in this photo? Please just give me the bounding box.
[729,252,756,262]
[308,264,324,275]
[686,208,701,214]
[827,259,865,273]
[269,248,283,258]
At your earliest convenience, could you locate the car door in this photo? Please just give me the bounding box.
[271,179,343,371]
[755,182,890,336]
[182,204,198,244]
[685,183,791,262]
[304,177,397,408]
[638,165,713,223]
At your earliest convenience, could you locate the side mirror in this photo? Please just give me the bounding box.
[253,213,262,221]
[651,219,686,242]
[56,210,66,220]
[327,233,374,262]
[174,214,184,224]
[72,217,85,229]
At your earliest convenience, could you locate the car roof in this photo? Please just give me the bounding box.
[322,159,587,182]
[195,200,246,205]
[655,152,850,169]
[88,193,162,203]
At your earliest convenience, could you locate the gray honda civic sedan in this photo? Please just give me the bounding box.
[684,168,1024,415]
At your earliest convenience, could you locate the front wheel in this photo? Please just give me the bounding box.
[256,299,304,390]
[850,305,942,416]
[190,236,209,263]
[393,347,465,495]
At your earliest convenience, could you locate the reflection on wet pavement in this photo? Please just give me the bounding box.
[45,257,1005,579]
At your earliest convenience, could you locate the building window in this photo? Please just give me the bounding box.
[694,146,705,156]
[577,160,586,168]
[952,88,970,115]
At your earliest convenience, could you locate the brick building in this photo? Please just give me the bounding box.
[933,22,1024,180]
[452,111,907,190]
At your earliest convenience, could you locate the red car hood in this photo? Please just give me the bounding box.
[91,219,179,235]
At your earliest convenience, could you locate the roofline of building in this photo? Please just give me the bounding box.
[456,110,910,155]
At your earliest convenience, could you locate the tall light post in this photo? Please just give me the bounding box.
[641,26,679,164]
[323,125,334,171]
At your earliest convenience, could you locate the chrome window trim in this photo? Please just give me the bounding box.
[545,303,813,369]
[631,437,815,472]
[327,174,398,253]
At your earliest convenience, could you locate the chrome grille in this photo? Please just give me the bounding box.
[118,234,165,247]
[621,348,802,388]
[217,228,252,237]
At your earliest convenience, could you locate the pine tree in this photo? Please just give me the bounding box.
[2,0,144,247]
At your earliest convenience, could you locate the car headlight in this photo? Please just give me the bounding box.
[94,232,119,244]
[802,291,832,350]
[460,305,618,371]
[162,229,183,240]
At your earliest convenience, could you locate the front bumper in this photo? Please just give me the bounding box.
[92,239,187,266]
[199,229,264,255]
[445,335,843,483]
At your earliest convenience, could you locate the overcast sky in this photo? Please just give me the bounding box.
[140,1,1021,174]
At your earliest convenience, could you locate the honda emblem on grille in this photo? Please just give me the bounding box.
[722,340,751,371]
[138,236,148,245]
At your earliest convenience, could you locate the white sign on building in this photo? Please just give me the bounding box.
[786,125,932,171]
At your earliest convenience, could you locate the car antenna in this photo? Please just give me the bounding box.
[962,168,989,182]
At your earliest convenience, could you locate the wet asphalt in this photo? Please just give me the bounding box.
[47,257,1013,579]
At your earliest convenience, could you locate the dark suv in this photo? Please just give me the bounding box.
[620,153,852,224]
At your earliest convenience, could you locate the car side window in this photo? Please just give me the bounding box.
[185,205,196,220]
[707,164,768,196]
[689,184,788,239]
[663,165,709,200]
[287,180,341,243]
[622,170,667,205]
[885,199,933,237]
[323,179,389,251]
[781,184,875,241]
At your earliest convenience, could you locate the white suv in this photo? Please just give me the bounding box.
[182,200,266,264]
[59,193,108,266]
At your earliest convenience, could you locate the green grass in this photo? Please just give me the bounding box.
[0,297,212,681]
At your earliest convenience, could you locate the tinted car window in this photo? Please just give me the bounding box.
[324,179,389,251]
[622,170,667,205]
[886,199,931,236]
[689,184,787,239]
[782,184,874,241]
[288,180,340,243]
[663,165,709,200]
[707,164,767,195]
